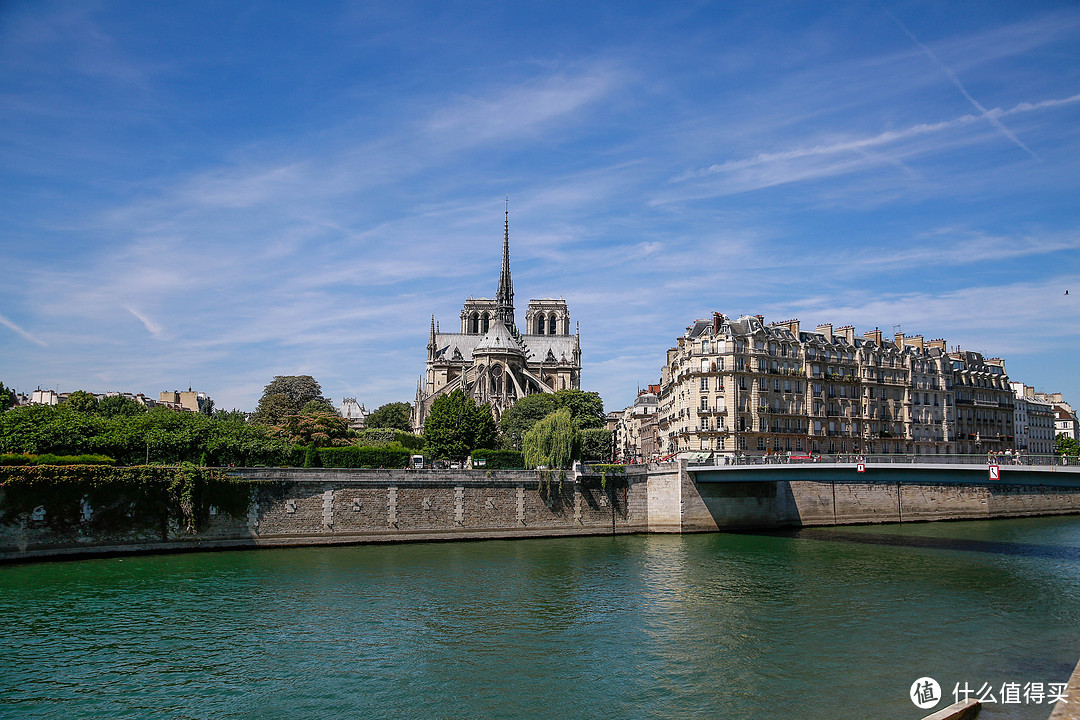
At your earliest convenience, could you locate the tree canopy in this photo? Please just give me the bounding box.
[523,408,581,469]
[0,382,15,412]
[366,402,413,432]
[499,389,605,450]
[252,375,331,426]
[65,390,99,413]
[98,395,148,418]
[0,402,294,466]
[1057,434,1079,459]
[423,389,497,460]
[279,411,350,447]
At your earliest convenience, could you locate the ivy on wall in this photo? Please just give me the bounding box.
[0,463,251,538]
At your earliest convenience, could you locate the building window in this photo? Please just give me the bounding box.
[700,377,708,391]
[757,437,766,451]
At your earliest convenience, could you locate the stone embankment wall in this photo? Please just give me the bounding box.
[0,468,648,562]
[4,463,1080,562]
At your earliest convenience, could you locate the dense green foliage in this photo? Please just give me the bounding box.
[0,463,250,535]
[423,390,498,460]
[0,403,294,466]
[523,408,581,470]
[98,395,148,418]
[278,411,350,447]
[65,390,99,413]
[1057,434,1079,459]
[252,375,331,426]
[317,446,411,468]
[499,389,605,450]
[0,381,16,412]
[354,429,425,450]
[469,449,524,469]
[365,402,413,431]
[0,453,115,466]
[498,394,557,449]
[580,428,613,462]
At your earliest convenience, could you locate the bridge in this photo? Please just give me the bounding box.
[630,456,1080,533]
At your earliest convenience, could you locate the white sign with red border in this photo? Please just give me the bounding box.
[989,464,1000,481]
[856,462,865,473]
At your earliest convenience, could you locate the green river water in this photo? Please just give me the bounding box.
[2,515,1079,719]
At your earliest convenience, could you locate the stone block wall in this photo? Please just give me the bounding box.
[0,469,651,562]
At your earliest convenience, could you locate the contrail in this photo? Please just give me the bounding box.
[885,9,1039,160]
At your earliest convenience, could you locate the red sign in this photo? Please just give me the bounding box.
[989,464,1000,481]
[856,462,865,473]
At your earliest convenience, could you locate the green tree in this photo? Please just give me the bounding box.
[213,408,249,423]
[98,395,147,418]
[366,402,413,431]
[552,389,605,429]
[65,390,99,413]
[0,382,16,412]
[301,398,336,415]
[1056,434,1079,459]
[252,375,330,426]
[498,389,605,450]
[580,428,613,462]
[523,408,580,469]
[279,412,350,447]
[499,393,557,450]
[423,389,498,460]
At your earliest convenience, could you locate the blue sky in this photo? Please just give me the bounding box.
[1,1,1078,413]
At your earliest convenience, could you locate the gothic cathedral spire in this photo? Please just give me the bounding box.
[495,196,515,329]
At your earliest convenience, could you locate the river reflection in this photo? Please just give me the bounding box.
[2,515,1079,719]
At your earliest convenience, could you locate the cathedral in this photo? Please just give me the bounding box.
[412,209,582,432]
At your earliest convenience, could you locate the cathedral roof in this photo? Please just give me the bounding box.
[473,321,525,355]
[432,330,578,365]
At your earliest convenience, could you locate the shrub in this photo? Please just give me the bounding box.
[317,446,411,469]
[353,429,425,451]
[469,449,524,469]
[0,453,116,466]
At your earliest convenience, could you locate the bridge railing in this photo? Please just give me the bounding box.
[690,453,1075,468]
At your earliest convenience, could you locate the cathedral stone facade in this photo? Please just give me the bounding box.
[412,211,581,432]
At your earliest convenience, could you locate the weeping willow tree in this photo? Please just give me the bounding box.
[523,408,581,470]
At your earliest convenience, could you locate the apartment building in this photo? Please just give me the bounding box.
[653,313,1018,459]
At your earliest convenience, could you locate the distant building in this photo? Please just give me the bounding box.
[31,389,63,406]
[338,398,367,430]
[615,386,660,463]
[1010,383,1056,455]
[159,389,211,414]
[413,209,582,432]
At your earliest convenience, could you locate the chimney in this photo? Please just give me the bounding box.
[907,335,924,350]
[863,328,883,346]
[769,318,801,338]
[894,331,905,349]
[815,323,833,341]
[838,325,855,344]
[927,338,946,351]
[713,312,722,334]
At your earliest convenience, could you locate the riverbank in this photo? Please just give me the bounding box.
[3,461,1080,563]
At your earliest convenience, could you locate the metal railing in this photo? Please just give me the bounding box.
[687,453,1077,468]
